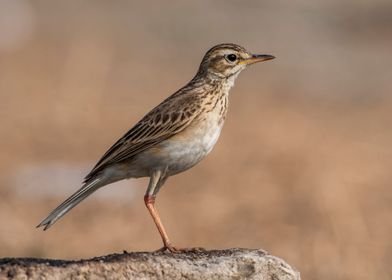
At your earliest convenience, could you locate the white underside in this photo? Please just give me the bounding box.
[136,110,223,177]
[154,113,223,176]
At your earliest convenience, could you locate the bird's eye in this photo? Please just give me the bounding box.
[226,54,237,62]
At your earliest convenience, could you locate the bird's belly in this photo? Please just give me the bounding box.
[133,115,224,176]
[162,123,222,175]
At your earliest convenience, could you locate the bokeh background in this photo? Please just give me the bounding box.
[1,0,392,279]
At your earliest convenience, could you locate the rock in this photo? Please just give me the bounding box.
[0,248,300,280]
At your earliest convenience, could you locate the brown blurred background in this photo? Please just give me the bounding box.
[1,0,392,279]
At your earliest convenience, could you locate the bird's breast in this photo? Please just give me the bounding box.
[139,96,227,176]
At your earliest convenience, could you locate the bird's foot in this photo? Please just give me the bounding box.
[155,245,206,253]
[155,244,180,253]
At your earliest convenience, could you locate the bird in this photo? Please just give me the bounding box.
[37,43,275,252]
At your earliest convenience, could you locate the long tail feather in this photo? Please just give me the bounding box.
[37,178,102,230]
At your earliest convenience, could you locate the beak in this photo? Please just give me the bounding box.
[240,54,275,65]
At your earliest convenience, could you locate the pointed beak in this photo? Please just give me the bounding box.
[240,54,275,65]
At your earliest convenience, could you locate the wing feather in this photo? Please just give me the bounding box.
[83,93,201,182]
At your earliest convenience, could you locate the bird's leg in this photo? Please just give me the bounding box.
[145,172,204,253]
[145,171,177,252]
[144,195,177,252]
[153,176,168,196]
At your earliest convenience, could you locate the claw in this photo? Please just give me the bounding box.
[155,245,206,253]
[155,245,180,253]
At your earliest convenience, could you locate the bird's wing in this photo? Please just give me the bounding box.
[84,93,202,182]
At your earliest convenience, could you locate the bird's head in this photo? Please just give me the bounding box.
[198,43,275,80]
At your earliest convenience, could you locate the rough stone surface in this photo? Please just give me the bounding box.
[0,248,300,280]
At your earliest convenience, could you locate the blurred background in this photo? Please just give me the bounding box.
[1,0,391,279]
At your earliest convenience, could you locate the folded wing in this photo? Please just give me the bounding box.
[84,94,201,182]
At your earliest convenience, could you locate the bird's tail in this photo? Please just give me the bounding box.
[37,178,102,230]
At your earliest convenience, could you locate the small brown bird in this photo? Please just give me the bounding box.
[37,43,275,252]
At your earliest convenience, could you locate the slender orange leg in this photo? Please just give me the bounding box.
[144,195,178,252]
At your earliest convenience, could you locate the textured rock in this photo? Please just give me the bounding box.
[0,248,300,280]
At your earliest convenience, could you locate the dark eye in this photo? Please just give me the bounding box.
[226,54,237,62]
